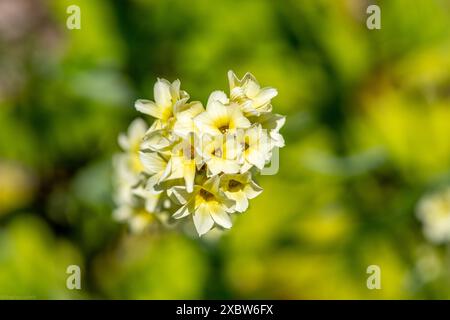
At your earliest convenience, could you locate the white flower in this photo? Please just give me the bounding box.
[118,118,147,153]
[132,185,161,213]
[162,133,202,193]
[139,151,171,193]
[140,128,174,152]
[171,176,235,236]
[113,205,156,233]
[194,91,251,136]
[135,78,203,132]
[220,172,262,212]
[228,70,278,116]
[250,112,286,148]
[117,118,148,176]
[416,187,450,244]
[237,125,272,173]
[199,134,241,176]
[113,154,137,206]
[135,78,185,123]
[113,119,148,206]
[113,118,166,231]
[173,102,205,138]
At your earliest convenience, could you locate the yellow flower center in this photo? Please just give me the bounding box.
[199,188,215,202]
[219,125,229,133]
[213,148,223,158]
[227,179,243,192]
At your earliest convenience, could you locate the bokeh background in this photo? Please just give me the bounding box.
[1,0,449,299]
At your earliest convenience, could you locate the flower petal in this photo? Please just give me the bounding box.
[139,151,166,174]
[194,112,221,136]
[145,172,164,193]
[170,79,181,101]
[175,101,204,118]
[221,159,240,174]
[193,204,215,236]
[145,193,160,212]
[240,161,253,173]
[165,157,184,180]
[135,99,163,118]
[244,78,261,98]
[203,176,220,193]
[210,204,232,229]
[247,149,266,169]
[254,87,277,106]
[118,133,129,151]
[174,197,197,219]
[207,100,229,124]
[128,118,148,141]
[207,90,229,105]
[257,113,285,132]
[154,78,172,108]
[232,191,249,212]
[141,130,173,151]
[245,180,263,199]
[229,105,251,129]
[170,186,192,205]
[183,160,196,193]
[113,206,132,221]
[227,70,240,90]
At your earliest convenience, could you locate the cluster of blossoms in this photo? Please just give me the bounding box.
[113,71,285,236]
[416,187,450,244]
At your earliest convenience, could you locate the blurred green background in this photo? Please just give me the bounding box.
[0,0,449,299]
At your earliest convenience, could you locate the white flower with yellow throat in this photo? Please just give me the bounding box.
[228,70,278,117]
[220,172,262,213]
[194,91,251,137]
[171,175,236,236]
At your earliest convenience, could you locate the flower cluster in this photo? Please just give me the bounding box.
[113,71,285,236]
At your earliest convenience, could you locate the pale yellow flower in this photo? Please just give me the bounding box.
[114,118,148,207]
[220,172,262,212]
[237,124,272,173]
[199,133,241,176]
[194,91,251,136]
[117,118,148,175]
[228,70,278,116]
[139,151,171,193]
[113,205,156,233]
[135,78,203,132]
[172,102,205,138]
[140,100,203,153]
[171,176,235,236]
[140,128,174,153]
[132,185,161,213]
[249,112,286,148]
[113,154,136,206]
[135,78,185,122]
[417,187,450,244]
[162,133,202,193]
